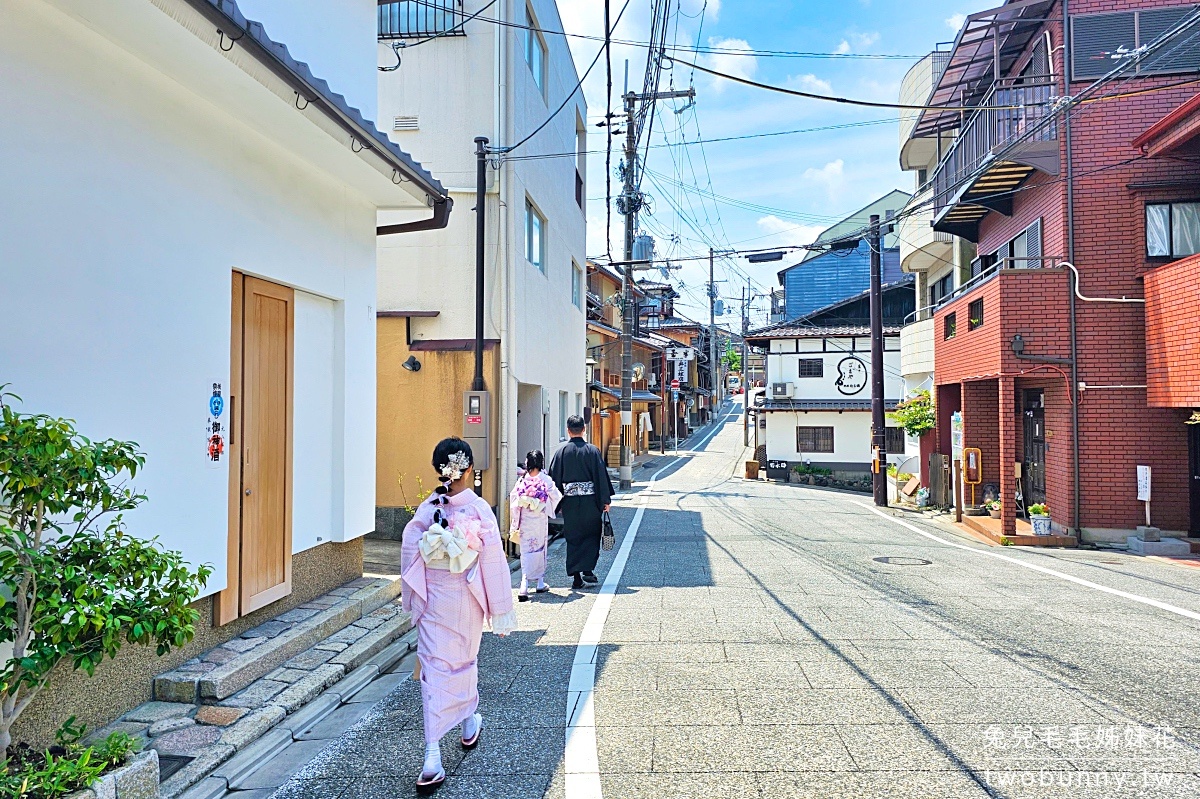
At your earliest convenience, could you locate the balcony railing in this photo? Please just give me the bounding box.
[378,0,464,39]
[904,256,1060,324]
[932,79,1057,214]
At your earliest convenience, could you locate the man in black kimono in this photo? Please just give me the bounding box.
[548,415,614,589]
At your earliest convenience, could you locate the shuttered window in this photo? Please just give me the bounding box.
[1072,7,1200,80]
[885,427,907,455]
[797,426,834,453]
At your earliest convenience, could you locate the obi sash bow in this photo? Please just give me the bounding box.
[418,526,479,574]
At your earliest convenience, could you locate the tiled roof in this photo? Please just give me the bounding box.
[762,399,900,412]
[187,0,445,200]
[746,323,901,340]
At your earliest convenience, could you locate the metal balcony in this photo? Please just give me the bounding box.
[378,0,464,39]
[931,79,1060,241]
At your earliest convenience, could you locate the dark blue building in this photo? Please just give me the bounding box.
[777,240,904,321]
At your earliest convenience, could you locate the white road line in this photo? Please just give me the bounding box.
[563,406,738,799]
[859,503,1200,623]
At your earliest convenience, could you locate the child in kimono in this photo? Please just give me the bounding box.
[508,450,562,601]
[401,438,516,793]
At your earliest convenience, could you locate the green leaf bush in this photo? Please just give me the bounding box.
[0,387,211,762]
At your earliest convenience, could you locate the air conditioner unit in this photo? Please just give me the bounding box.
[771,382,794,399]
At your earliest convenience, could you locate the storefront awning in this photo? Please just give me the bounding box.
[589,382,662,403]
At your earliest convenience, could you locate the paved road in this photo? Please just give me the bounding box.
[277,399,1200,798]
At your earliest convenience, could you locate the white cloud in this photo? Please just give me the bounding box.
[755,216,826,249]
[703,37,758,93]
[835,31,880,54]
[786,73,833,95]
[946,13,967,31]
[803,159,846,202]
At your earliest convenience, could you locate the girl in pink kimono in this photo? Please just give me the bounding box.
[508,450,562,601]
[401,438,516,793]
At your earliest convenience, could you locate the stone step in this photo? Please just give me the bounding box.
[143,608,413,798]
[154,576,402,704]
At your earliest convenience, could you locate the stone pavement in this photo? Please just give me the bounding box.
[266,400,1200,798]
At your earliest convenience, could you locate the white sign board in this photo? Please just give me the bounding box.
[673,359,688,383]
[666,346,695,361]
[1137,465,1151,502]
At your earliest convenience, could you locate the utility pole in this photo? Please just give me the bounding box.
[869,214,887,507]
[742,282,749,446]
[617,83,695,490]
[708,247,717,422]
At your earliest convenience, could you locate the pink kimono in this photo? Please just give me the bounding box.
[508,471,562,582]
[401,490,515,744]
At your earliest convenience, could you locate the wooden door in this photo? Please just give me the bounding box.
[218,273,293,624]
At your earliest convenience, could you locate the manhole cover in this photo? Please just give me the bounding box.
[872,556,933,566]
[158,755,193,782]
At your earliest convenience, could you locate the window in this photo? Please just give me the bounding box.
[885,427,907,455]
[1072,8,1200,80]
[559,391,568,440]
[1146,202,1200,258]
[797,426,835,453]
[378,0,462,38]
[944,312,957,340]
[798,358,824,378]
[968,298,984,331]
[929,272,955,306]
[571,261,583,309]
[525,200,545,271]
[916,169,928,188]
[524,4,547,96]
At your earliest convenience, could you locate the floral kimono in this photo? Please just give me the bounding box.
[508,471,562,584]
[401,490,516,744]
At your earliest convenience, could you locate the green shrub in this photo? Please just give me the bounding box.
[2,719,139,799]
[888,389,935,437]
[0,388,210,760]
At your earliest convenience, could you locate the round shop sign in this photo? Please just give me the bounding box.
[834,356,868,396]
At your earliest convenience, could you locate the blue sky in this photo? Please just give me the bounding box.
[557,0,992,324]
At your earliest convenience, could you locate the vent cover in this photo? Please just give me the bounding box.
[393,115,419,131]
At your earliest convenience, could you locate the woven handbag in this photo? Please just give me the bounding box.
[601,511,616,551]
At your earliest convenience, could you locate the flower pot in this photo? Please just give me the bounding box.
[988,509,1001,519]
[1031,514,1051,536]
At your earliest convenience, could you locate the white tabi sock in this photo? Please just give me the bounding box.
[519,577,528,595]
[422,742,443,777]
[462,712,481,741]
[537,578,547,590]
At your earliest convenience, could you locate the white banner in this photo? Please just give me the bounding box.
[673,360,688,383]
[666,346,695,361]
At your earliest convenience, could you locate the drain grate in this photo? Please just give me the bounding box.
[158,754,193,782]
[872,556,933,566]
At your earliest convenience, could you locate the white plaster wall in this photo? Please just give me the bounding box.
[1,4,379,597]
[293,291,337,554]
[375,0,585,502]
[766,338,903,401]
[236,0,378,124]
[764,411,875,465]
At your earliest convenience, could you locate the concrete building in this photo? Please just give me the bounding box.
[896,48,977,486]
[373,0,587,529]
[911,0,1200,542]
[1,0,447,737]
[746,284,910,475]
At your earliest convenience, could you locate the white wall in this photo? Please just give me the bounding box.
[376,0,585,503]
[1,3,379,597]
[766,337,903,401]
[236,0,378,124]
[764,411,874,465]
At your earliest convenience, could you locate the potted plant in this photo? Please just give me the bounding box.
[1028,503,1051,536]
[987,500,1001,519]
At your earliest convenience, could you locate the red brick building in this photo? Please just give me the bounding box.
[913,1,1200,541]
